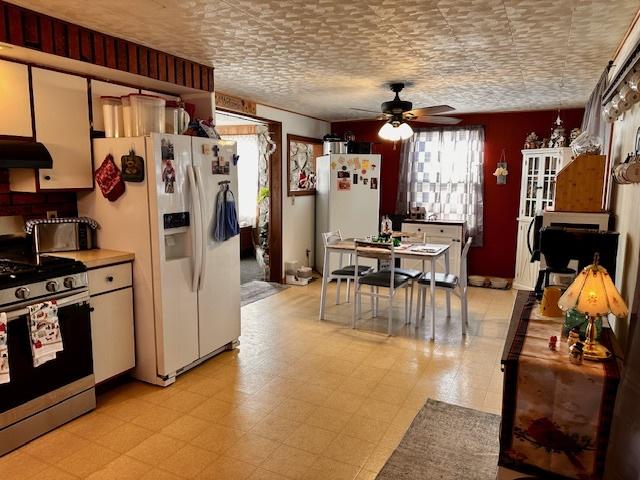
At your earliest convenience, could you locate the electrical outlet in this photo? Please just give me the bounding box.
[46,210,58,219]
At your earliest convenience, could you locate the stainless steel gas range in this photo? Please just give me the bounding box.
[0,235,95,456]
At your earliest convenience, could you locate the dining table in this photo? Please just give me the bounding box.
[320,238,451,338]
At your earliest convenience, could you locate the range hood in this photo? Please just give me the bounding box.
[0,140,53,169]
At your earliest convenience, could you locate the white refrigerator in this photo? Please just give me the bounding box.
[79,134,240,386]
[315,154,381,274]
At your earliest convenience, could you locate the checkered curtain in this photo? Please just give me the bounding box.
[396,126,484,246]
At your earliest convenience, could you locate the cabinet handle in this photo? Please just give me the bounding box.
[43,175,51,181]
[106,276,114,282]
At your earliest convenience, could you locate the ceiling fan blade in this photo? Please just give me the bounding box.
[350,107,384,114]
[411,115,462,125]
[406,105,455,116]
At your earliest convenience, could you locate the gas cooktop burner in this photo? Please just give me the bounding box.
[0,255,86,290]
[0,259,33,276]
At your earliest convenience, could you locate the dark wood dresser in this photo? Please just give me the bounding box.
[499,291,622,480]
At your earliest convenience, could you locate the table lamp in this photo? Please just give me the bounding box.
[557,254,628,361]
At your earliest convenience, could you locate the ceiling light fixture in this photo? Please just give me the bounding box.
[378,118,413,142]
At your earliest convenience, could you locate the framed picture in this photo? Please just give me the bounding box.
[287,134,323,196]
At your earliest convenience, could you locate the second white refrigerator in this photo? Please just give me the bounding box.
[79,133,240,385]
[315,154,381,274]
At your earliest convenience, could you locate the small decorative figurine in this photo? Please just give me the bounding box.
[548,113,566,148]
[524,132,540,149]
[567,327,580,348]
[548,335,558,351]
[569,342,584,365]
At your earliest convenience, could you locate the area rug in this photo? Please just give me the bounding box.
[241,280,289,307]
[376,399,500,480]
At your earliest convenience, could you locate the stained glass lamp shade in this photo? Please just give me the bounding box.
[558,255,628,361]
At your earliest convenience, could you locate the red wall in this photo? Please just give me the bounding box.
[332,108,584,278]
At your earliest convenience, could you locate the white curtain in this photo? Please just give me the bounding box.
[397,126,484,245]
[221,134,259,227]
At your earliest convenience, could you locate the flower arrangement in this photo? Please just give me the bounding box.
[494,149,508,184]
[493,166,509,177]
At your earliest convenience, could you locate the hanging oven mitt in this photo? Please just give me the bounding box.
[95,154,125,202]
[0,313,9,384]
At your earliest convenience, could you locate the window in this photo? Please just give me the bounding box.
[397,126,484,245]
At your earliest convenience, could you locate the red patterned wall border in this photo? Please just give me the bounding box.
[0,1,214,92]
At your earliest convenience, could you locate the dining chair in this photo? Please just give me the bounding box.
[380,231,426,321]
[353,239,412,335]
[319,230,374,320]
[415,236,473,339]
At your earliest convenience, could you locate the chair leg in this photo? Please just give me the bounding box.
[422,288,428,329]
[336,279,341,305]
[346,278,351,303]
[370,285,375,315]
[388,289,393,336]
[352,283,359,328]
[319,274,328,321]
[415,289,421,329]
[445,291,451,318]
[375,288,379,314]
[404,286,410,325]
[408,282,414,323]
[461,288,468,335]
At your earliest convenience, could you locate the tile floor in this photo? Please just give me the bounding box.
[0,281,516,479]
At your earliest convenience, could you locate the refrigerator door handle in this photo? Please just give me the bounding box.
[193,166,208,291]
[187,165,203,292]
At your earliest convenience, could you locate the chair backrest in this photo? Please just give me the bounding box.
[459,236,473,287]
[354,239,399,288]
[322,230,343,247]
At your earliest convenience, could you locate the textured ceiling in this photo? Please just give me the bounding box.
[12,0,640,120]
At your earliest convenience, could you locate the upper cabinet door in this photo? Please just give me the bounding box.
[0,60,32,137]
[32,68,92,190]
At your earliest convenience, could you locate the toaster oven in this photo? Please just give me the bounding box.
[32,221,96,253]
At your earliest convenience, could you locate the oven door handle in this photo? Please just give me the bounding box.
[4,291,91,322]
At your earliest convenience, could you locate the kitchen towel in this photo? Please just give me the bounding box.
[28,301,63,367]
[213,186,240,241]
[0,313,9,384]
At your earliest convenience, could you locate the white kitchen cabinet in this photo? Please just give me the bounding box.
[0,59,32,137]
[401,221,465,276]
[513,148,572,290]
[89,262,135,384]
[11,67,92,192]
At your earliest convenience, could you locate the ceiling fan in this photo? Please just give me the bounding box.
[351,82,461,141]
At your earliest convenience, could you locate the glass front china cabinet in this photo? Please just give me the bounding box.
[513,148,573,290]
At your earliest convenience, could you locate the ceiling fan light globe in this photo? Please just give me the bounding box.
[397,122,414,140]
[378,122,401,141]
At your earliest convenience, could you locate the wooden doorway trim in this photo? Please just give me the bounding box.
[217,108,283,283]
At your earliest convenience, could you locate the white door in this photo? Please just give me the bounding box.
[147,133,200,377]
[191,138,241,357]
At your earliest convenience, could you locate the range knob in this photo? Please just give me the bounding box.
[15,287,30,299]
[46,280,59,292]
[63,277,76,289]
